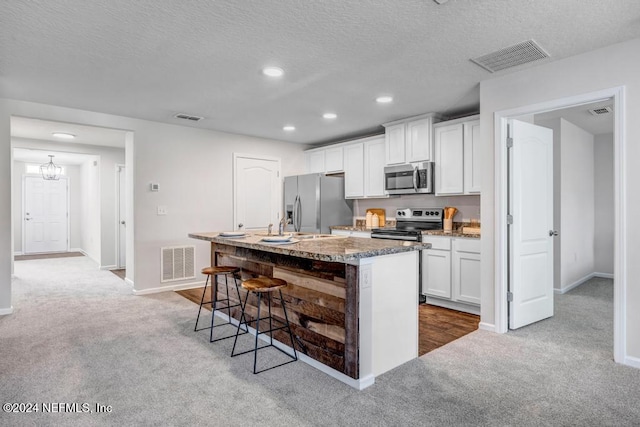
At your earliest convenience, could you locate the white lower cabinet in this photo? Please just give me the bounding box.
[331,229,371,238]
[422,236,480,314]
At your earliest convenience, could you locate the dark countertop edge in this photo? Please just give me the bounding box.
[330,225,481,238]
[188,233,431,263]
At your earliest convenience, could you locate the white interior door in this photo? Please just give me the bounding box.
[509,119,554,329]
[24,176,69,254]
[117,165,126,268]
[234,155,281,231]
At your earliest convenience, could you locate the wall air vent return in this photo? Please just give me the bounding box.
[161,246,196,283]
[174,113,204,122]
[470,40,549,73]
[588,106,613,116]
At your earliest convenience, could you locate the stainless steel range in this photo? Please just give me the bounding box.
[371,208,444,303]
[371,208,444,241]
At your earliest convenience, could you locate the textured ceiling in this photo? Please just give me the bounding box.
[2,0,639,145]
[11,117,128,148]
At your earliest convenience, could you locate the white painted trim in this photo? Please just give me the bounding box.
[594,272,614,279]
[100,265,117,271]
[132,280,205,295]
[425,296,480,316]
[115,163,126,269]
[124,277,134,287]
[213,310,375,390]
[478,322,495,332]
[493,86,626,366]
[624,355,640,369]
[0,306,14,315]
[13,251,24,256]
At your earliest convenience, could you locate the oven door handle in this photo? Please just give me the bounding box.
[371,234,420,241]
[413,166,419,192]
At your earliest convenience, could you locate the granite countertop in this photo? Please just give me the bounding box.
[188,232,430,263]
[330,225,374,232]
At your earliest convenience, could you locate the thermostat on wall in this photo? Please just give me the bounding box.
[150,182,160,192]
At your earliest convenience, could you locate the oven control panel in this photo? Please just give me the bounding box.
[396,208,444,221]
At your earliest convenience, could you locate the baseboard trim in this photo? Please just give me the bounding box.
[212,310,375,390]
[13,251,23,256]
[555,272,615,294]
[624,355,640,369]
[133,281,205,295]
[124,278,134,287]
[424,296,480,316]
[0,306,14,316]
[100,265,117,271]
[478,322,495,332]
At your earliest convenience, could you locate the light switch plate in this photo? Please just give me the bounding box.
[157,205,167,215]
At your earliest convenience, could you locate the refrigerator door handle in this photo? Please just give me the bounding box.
[295,195,302,232]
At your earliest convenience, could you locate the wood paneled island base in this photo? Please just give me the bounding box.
[189,232,429,389]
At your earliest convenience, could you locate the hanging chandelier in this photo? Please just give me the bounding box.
[40,155,62,180]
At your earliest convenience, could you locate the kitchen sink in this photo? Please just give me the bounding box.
[253,232,335,239]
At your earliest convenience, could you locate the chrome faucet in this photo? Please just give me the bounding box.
[278,217,291,236]
[267,223,273,235]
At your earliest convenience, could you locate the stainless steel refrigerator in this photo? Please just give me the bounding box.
[284,174,353,234]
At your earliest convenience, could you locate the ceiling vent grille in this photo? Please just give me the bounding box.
[174,113,204,122]
[588,106,613,116]
[470,40,549,73]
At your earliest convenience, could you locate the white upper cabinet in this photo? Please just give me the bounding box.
[305,150,325,174]
[407,117,433,163]
[364,136,386,197]
[384,123,406,165]
[463,120,481,194]
[434,115,480,196]
[384,114,438,166]
[325,146,344,173]
[343,142,364,198]
[435,123,464,195]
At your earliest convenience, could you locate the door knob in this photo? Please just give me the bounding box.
[121,221,126,225]
[238,223,244,230]
[549,230,558,236]
[25,218,32,221]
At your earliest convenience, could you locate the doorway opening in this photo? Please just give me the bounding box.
[10,117,130,283]
[494,86,625,363]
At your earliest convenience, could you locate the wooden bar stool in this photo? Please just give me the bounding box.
[231,277,298,374]
[194,266,247,342]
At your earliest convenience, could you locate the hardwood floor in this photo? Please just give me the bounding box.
[419,304,479,356]
[15,252,84,261]
[177,287,479,356]
[110,269,126,280]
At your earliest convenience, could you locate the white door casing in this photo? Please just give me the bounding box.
[23,176,69,254]
[233,154,281,231]
[117,165,126,268]
[508,119,554,329]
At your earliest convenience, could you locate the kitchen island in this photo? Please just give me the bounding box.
[188,231,430,389]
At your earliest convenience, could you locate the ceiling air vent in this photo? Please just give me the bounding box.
[174,113,204,122]
[471,40,549,73]
[588,106,613,116]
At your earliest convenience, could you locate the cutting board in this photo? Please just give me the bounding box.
[366,209,386,227]
[462,226,481,235]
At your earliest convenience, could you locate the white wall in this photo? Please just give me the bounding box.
[11,161,25,254]
[559,119,595,289]
[594,133,614,275]
[479,37,640,359]
[67,165,82,251]
[80,157,101,262]
[0,99,308,314]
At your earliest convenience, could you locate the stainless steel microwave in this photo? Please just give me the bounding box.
[384,162,434,195]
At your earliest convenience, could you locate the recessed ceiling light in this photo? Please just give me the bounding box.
[376,96,393,104]
[323,113,337,119]
[283,125,296,131]
[263,67,284,77]
[52,132,76,139]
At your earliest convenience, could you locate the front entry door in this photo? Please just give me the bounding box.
[234,155,281,231]
[508,120,555,329]
[24,176,69,254]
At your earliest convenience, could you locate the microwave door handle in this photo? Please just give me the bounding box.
[413,166,419,192]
